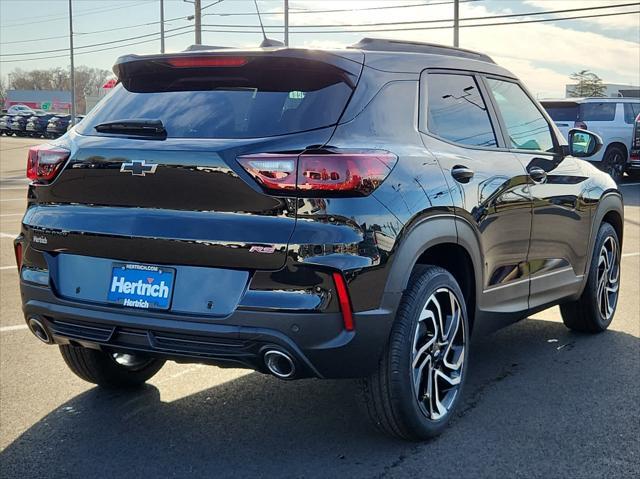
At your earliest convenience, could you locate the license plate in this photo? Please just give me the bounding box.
[107,263,175,310]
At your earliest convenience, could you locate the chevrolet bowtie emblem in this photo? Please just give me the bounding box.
[120,160,158,176]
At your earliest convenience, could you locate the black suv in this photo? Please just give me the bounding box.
[15,39,623,440]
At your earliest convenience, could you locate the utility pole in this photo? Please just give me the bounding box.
[160,0,165,53]
[453,0,459,47]
[68,0,76,124]
[194,0,202,44]
[284,0,289,46]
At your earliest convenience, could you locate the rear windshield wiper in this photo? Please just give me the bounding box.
[94,119,167,138]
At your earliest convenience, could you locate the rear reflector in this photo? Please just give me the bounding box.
[332,272,354,331]
[166,56,248,68]
[27,144,70,183]
[14,242,22,270]
[238,150,397,197]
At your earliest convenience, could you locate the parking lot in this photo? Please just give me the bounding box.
[0,135,638,478]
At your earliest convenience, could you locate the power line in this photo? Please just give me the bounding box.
[0,25,195,57]
[202,2,640,29]
[201,9,639,34]
[0,1,151,29]
[203,0,481,17]
[0,30,193,64]
[1,4,637,62]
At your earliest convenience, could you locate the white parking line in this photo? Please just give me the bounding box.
[0,213,23,217]
[1,232,17,238]
[0,325,28,333]
[0,198,25,202]
[620,182,640,187]
[0,265,16,270]
[622,252,640,258]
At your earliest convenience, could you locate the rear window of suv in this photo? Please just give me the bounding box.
[78,59,355,139]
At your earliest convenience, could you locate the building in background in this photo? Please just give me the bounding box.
[84,78,117,113]
[4,90,73,113]
[565,83,640,98]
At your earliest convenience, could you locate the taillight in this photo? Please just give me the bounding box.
[166,56,248,68]
[574,121,588,130]
[332,272,354,331]
[27,144,70,183]
[238,150,397,197]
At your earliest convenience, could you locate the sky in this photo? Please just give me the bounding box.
[0,0,639,98]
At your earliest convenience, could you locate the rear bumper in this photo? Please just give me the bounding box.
[626,158,640,171]
[21,282,397,379]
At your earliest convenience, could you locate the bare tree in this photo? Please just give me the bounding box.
[6,66,111,113]
[567,70,607,98]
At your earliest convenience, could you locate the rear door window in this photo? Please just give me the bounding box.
[78,59,355,139]
[486,78,555,153]
[424,73,497,148]
[578,102,616,121]
[623,102,640,124]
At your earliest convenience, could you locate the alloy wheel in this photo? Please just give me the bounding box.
[411,287,466,420]
[606,151,625,181]
[596,235,620,321]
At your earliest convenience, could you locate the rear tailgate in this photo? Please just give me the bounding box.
[23,49,364,272]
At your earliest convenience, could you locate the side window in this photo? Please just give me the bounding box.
[486,78,555,153]
[623,103,640,124]
[425,73,497,148]
[579,102,616,121]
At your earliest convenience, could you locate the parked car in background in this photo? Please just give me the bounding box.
[45,114,73,138]
[629,113,640,180]
[66,115,85,132]
[541,98,640,182]
[7,104,35,115]
[0,114,12,135]
[26,113,56,138]
[8,113,31,136]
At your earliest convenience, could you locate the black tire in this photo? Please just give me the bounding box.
[362,265,469,440]
[59,344,165,388]
[560,222,620,333]
[602,146,626,183]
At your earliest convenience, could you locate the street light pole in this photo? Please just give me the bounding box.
[284,0,289,46]
[194,0,202,44]
[160,0,165,53]
[68,0,76,123]
[453,0,459,47]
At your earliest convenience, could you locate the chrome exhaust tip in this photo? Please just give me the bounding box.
[27,317,52,344]
[264,350,296,379]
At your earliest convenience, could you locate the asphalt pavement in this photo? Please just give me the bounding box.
[1,135,638,478]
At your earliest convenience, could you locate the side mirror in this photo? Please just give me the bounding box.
[568,128,603,158]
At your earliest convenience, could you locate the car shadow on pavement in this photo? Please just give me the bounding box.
[1,318,639,478]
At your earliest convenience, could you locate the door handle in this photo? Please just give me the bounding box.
[451,165,474,183]
[528,166,547,183]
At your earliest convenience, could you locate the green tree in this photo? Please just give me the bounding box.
[567,70,607,98]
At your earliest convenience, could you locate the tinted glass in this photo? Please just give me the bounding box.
[78,74,352,139]
[542,103,579,121]
[623,102,640,124]
[487,79,554,152]
[426,73,497,147]
[579,103,616,122]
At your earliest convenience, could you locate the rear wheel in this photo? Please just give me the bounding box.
[602,146,626,183]
[59,344,165,388]
[362,265,468,440]
[560,222,620,333]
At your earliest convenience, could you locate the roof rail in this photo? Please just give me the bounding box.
[348,37,495,64]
